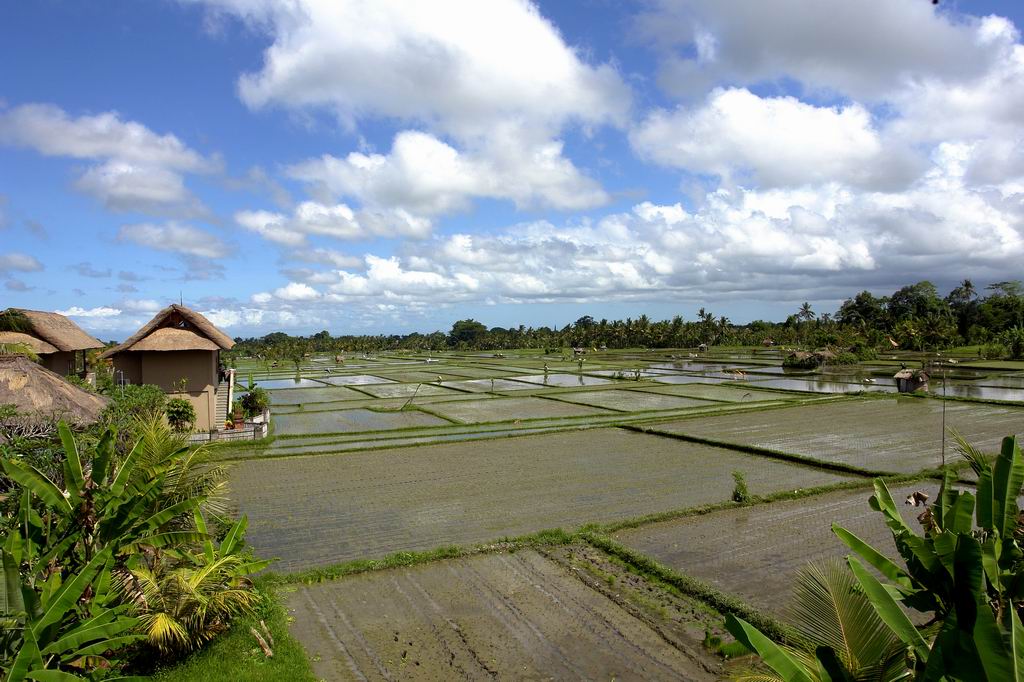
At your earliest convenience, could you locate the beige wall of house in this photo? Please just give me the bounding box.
[40,351,77,375]
[112,350,221,431]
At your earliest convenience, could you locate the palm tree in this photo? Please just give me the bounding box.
[728,559,909,681]
[798,302,815,323]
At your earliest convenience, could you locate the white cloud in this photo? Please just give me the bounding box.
[631,88,920,190]
[56,306,122,318]
[0,103,216,216]
[235,200,432,245]
[191,0,619,219]
[637,0,1012,101]
[288,248,363,269]
[273,281,320,301]
[119,298,163,313]
[117,222,231,259]
[0,252,43,273]
[192,0,628,140]
[289,128,608,215]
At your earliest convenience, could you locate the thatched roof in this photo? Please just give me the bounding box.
[130,327,220,352]
[0,355,108,424]
[101,304,234,357]
[0,331,58,354]
[2,309,104,353]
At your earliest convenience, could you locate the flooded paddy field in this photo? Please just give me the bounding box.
[545,389,718,412]
[614,483,936,616]
[229,428,853,570]
[268,385,374,405]
[647,398,1023,474]
[288,548,720,681]
[272,408,452,436]
[421,395,617,422]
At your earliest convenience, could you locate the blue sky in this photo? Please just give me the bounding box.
[2,0,1024,340]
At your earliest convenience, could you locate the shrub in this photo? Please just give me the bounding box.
[980,342,1007,359]
[731,470,749,503]
[782,353,820,369]
[166,397,197,432]
[1003,325,1024,359]
[850,342,877,361]
[832,351,859,365]
[240,387,269,418]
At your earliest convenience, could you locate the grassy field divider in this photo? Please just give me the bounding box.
[578,531,801,647]
[266,528,576,586]
[620,423,894,478]
[590,472,938,534]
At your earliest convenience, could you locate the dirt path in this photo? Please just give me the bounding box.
[287,549,720,681]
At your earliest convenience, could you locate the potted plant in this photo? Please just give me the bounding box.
[166,397,196,433]
[241,387,270,423]
[231,399,244,424]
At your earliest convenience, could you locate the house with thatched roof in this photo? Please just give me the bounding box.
[101,304,234,431]
[0,308,104,377]
[0,354,108,431]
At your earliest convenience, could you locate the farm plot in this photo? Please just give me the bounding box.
[513,373,614,387]
[745,377,894,394]
[433,366,524,379]
[317,374,396,385]
[651,374,730,385]
[370,370,473,383]
[648,398,1023,474]
[637,383,794,403]
[422,395,614,423]
[434,378,537,393]
[353,383,464,399]
[272,408,451,436]
[288,549,715,681]
[614,483,937,617]
[546,389,716,412]
[267,385,370,405]
[228,428,853,570]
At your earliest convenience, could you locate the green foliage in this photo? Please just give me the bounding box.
[734,433,1024,681]
[832,351,859,365]
[980,342,1008,360]
[240,388,268,419]
[151,584,314,682]
[731,470,750,503]
[100,385,167,444]
[782,353,821,369]
[166,398,196,433]
[1003,325,1024,359]
[0,419,262,677]
[0,309,31,333]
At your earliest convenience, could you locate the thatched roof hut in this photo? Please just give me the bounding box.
[0,308,104,352]
[101,304,234,357]
[0,354,108,425]
[101,305,234,432]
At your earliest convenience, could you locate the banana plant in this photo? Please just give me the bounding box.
[832,435,1024,680]
[1,421,211,678]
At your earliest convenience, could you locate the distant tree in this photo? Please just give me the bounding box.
[448,319,488,347]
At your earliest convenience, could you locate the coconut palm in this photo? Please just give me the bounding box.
[728,559,909,681]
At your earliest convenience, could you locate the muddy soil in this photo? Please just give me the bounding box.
[614,483,939,616]
[229,428,852,571]
[287,548,721,681]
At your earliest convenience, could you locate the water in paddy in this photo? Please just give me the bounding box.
[934,383,1024,402]
[513,373,613,387]
[747,378,896,394]
[589,369,662,378]
[651,374,730,385]
[317,374,396,385]
[258,378,328,389]
[974,374,1024,388]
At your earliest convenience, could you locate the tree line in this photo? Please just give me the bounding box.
[227,280,1024,359]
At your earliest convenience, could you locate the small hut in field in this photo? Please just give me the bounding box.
[894,368,929,393]
[101,304,235,431]
[0,354,108,430]
[0,308,104,377]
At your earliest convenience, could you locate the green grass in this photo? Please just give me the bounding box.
[152,584,315,682]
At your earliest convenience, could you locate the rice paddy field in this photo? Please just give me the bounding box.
[217,347,1024,678]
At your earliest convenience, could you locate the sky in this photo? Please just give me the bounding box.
[2,0,1024,340]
